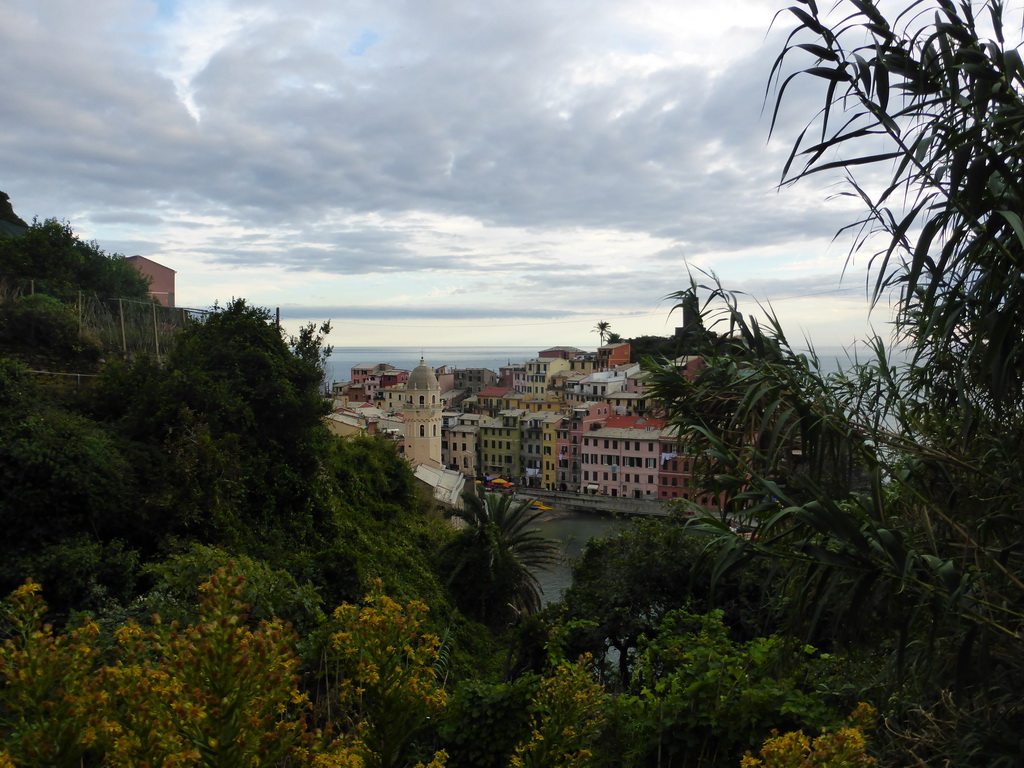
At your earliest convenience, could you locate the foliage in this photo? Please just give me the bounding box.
[0,571,464,768]
[322,580,448,768]
[771,0,1024,418]
[86,299,337,557]
[741,703,876,768]
[561,518,781,689]
[0,407,134,549]
[290,320,334,382]
[643,1,1024,764]
[436,678,537,768]
[0,363,141,618]
[604,608,836,768]
[136,544,326,636]
[0,572,309,768]
[510,655,605,768]
[593,321,610,347]
[0,581,101,768]
[0,218,150,301]
[1,292,451,634]
[442,492,560,629]
[0,293,101,364]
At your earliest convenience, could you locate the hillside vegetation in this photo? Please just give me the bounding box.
[5,1,1024,763]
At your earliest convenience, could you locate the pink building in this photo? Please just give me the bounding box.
[498,363,525,390]
[126,255,176,307]
[349,363,409,401]
[556,402,611,491]
[658,426,723,510]
[581,415,666,498]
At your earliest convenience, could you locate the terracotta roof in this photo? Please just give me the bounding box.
[478,386,514,398]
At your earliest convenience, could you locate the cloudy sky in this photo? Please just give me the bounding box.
[2,0,899,349]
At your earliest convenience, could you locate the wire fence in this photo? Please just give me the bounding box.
[0,273,211,359]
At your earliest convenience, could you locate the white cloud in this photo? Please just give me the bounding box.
[0,0,904,350]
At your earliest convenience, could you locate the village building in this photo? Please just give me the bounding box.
[480,408,526,479]
[596,342,630,370]
[452,367,498,395]
[581,415,666,498]
[126,255,176,307]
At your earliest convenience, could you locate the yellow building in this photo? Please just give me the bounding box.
[541,412,565,490]
[480,409,526,479]
[523,357,571,396]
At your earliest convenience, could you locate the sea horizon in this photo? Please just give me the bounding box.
[324,341,893,385]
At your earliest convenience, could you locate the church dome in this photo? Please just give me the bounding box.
[407,357,439,391]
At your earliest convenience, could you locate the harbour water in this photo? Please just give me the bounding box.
[531,509,629,604]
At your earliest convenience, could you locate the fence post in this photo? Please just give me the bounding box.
[119,299,127,355]
[153,302,160,357]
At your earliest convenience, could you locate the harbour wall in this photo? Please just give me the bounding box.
[513,488,677,517]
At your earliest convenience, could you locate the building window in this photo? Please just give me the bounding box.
[419,425,425,437]
[419,395,425,405]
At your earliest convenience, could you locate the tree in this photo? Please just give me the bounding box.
[648,1,1024,762]
[770,0,1024,415]
[0,219,150,301]
[88,299,336,556]
[562,518,781,690]
[442,493,560,628]
[593,321,610,347]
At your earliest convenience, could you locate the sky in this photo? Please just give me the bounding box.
[1,0,905,350]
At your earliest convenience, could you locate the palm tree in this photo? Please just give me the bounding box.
[594,320,611,347]
[442,492,560,627]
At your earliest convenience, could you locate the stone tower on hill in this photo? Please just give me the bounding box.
[403,357,442,468]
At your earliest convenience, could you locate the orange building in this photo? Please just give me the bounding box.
[596,342,630,370]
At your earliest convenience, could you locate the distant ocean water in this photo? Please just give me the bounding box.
[324,343,908,385]
[325,346,543,385]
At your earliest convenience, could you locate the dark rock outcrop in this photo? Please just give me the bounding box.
[0,190,28,228]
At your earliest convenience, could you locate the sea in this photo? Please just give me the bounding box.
[323,342,901,386]
[325,346,540,386]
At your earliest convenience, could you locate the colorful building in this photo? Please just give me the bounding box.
[596,342,630,370]
[581,415,666,498]
[126,255,176,307]
[480,409,526,479]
